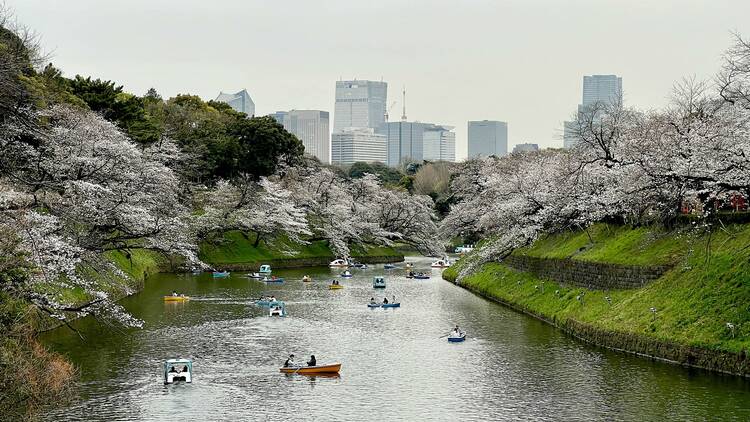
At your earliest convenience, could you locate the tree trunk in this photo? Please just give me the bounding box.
[254,232,262,248]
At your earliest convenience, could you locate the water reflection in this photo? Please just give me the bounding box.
[39,256,750,421]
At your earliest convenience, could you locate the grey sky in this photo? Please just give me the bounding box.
[10,0,750,160]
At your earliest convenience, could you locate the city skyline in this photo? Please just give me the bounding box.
[12,0,750,160]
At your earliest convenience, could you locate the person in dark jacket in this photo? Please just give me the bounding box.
[307,355,316,367]
[284,354,296,367]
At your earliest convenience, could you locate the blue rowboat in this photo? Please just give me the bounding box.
[212,271,230,278]
[383,264,396,270]
[412,274,430,280]
[264,277,285,283]
[382,303,400,308]
[367,303,381,308]
[340,271,353,278]
[448,334,466,342]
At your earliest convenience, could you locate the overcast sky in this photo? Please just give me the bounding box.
[10,0,750,159]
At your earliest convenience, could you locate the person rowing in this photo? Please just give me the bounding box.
[383,297,389,304]
[307,355,316,367]
[450,325,463,338]
[284,354,297,367]
[370,297,377,305]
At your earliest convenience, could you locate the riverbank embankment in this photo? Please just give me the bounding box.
[444,223,750,377]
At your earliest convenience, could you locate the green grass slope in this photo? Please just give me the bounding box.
[446,223,750,354]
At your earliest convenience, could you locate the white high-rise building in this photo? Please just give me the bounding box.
[331,128,387,165]
[273,110,330,163]
[467,120,508,158]
[423,125,456,162]
[333,80,387,131]
[564,74,622,149]
[215,89,255,117]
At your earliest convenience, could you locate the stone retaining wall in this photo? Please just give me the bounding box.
[502,255,671,289]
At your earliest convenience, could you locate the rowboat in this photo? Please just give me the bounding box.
[340,271,353,278]
[263,276,285,283]
[367,303,381,308]
[329,284,344,290]
[382,303,400,308]
[163,295,190,302]
[448,333,466,342]
[302,275,313,282]
[383,264,396,270]
[279,363,341,375]
[212,271,230,278]
[413,275,430,280]
[373,276,386,288]
[246,272,264,279]
[431,258,451,268]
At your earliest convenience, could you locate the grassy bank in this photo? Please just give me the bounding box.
[444,223,750,374]
[199,231,403,269]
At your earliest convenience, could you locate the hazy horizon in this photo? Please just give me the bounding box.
[10,0,750,160]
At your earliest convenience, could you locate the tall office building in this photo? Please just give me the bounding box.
[380,121,426,166]
[274,110,330,163]
[215,89,255,117]
[512,143,539,153]
[423,125,456,162]
[467,120,508,158]
[333,80,388,131]
[563,74,622,149]
[582,74,622,106]
[331,128,387,165]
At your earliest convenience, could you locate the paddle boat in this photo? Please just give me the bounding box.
[383,263,396,270]
[279,363,341,375]
[246,272,264,279]
[405,262,413,269]
[373,276,386,288]
[269,302,286,317]
[263,276,285,283]
[212,271,230,278]
[329,280,344,289]
[259,264,272,274]
[302,275,313,282]
[329,258,349,268]
[340,270,353,278]
[431,257,452,268]
[382,302,400,308]
[164,358,193,384]
[163,294,190,302]
[448,332,466,342]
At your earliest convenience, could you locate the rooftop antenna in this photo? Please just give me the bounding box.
[401,86,407,121]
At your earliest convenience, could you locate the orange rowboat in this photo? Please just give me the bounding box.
[279,363,341,375]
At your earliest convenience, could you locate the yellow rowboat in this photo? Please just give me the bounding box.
[328,284,344,290]
[163,296,190,302]
[279,363,341,375]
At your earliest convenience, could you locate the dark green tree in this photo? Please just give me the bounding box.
[231,115,305,180]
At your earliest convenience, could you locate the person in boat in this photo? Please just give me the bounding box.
[168,365,178,373]
[370,297,377,305]
[383,297,389,304]
[408,271,414,277]
[392,295,396,303]
[172,290,178,297]
[450,325,461,337]
[284,354,296,367]
[181,365,189,373]
[307,355,316,367]
[270,296,276,302]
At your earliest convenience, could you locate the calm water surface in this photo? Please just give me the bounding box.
[41,256,750,421]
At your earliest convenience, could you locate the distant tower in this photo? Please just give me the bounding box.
[215,89,255,117]
[401,87,407,121]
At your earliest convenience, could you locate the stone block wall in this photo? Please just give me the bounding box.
[502,255,671,289]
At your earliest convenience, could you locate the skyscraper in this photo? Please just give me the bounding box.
[331,128,387,165]
[274,110,330,163]
[563,74,622,149]
[215,89,255,117]
[422,125,456,162]
[582,74,622,106]
[467,120,508,158]
[333,80,388,131]
[380,121,426,166]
